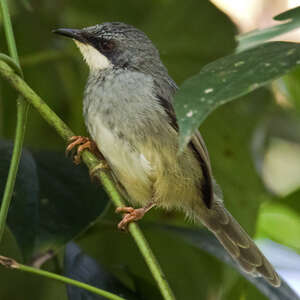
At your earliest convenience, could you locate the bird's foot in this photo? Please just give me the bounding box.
[115,203,155,231]
[66,136,100,164]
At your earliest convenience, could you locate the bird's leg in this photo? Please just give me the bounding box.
[115,202,156,231]
[66,136,104,165]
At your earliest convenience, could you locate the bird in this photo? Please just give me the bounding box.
[53,22,281,287]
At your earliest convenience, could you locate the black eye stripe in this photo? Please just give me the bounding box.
[101,40,115,51]
[100,39,115,52]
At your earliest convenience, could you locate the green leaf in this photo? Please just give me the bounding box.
[64,242,140,300]
[32,151,110,257]
[0,140,39,261]
[158,225,300,300]
[77,221,223,300]
[77,221,299,300]
[175,42,300,149]
[201,91,275,233]
[237,7,300,52]
[0,140,110,262]
[256,202,300,252]
[0,228,67,300]
[279,67,300,113]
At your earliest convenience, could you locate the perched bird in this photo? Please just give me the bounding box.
[53,22,281,287]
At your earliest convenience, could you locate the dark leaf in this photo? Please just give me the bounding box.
[32,151,110,257]
[158,224,300,300]
[174,42,300,149]
[77,221,223,300]
[64,242,140,300]
[0,140,39,261]
[0,140,110,262]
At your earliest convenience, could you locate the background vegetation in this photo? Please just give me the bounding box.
[0,1,300,299]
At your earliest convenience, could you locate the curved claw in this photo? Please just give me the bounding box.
[66,136,101,164]
[115,203,155,231]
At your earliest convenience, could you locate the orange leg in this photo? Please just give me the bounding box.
[115,202,156,231]
[66,136,102,164]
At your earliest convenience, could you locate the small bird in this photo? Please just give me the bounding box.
[53,22,281,287]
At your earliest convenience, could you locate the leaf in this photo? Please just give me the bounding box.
[77,221,223,300]
[0,140,39,261]
[201,91,275,233]
[0,228,67,300]
[279,67,300,113]
[32,151,110,257]
[256,202,300,252]
[64,242,140,300]
[158,224,300,300]
[237,6,300,52]
[174,42,300,149]
[258,239,300,294]
[0,140,110,262]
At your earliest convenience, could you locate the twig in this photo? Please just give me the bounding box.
[0,58,176,300]
[0,255,125,300]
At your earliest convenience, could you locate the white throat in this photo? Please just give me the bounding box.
[74,40,112,71]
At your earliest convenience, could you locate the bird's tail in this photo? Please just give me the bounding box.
[197,198,281,287]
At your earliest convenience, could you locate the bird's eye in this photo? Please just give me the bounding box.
[100,39,115,52]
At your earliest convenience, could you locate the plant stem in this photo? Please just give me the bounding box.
[0,255,125,300]
[0,59,176,300]
[0,0,30,242]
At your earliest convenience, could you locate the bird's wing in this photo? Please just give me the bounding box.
[189,131,214,208]
[155,83,214,208]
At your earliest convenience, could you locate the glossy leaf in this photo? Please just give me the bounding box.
[0,140,39,261]
[0,141,110,262]
[64,242,140,300]
[237,6,300,52]
[32,151,110,257]
[174,42,300,149]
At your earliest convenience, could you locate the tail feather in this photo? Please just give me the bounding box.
[199,199,281,287]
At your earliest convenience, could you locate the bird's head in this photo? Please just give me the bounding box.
[53,22,162,73]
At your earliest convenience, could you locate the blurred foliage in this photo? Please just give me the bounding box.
[0,0,300,300]
[237,6,300,52]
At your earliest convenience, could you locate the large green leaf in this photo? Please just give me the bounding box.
[76,221,299,300]
[0,140,109,262]
[201,91,276,233]
[77,221,223,300]
[32,151,110,257]
[158,224,299,300]
[0,140,39,261]
[257,202,300,253]
[64,242,140,300]
[237,6,300,52]
[175,42,300,149]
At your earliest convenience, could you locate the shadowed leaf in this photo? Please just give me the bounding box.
[158,224,300,300]
[64,242,140,300]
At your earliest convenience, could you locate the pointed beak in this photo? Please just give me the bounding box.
[52,28,86,43]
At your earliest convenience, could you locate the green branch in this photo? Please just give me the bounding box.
[0,0,30,242]
[0,255,125,300]
[0,59,176,300]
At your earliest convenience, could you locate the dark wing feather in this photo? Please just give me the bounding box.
[154,80,214,208]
